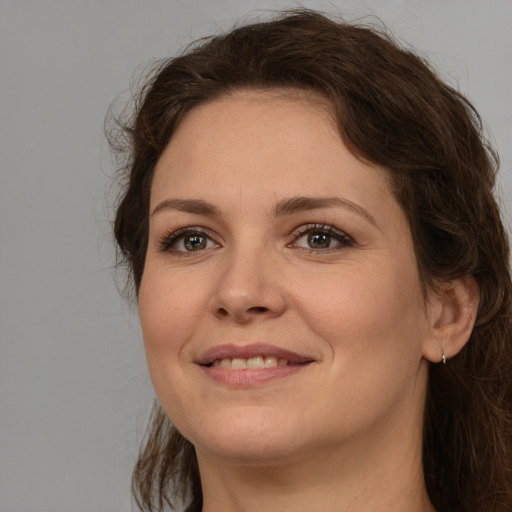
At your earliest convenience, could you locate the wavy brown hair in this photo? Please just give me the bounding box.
[108,9,512,512]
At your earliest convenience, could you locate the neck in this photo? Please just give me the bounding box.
[197,415,434,512]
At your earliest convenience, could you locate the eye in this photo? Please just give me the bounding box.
[160,228,218,253]
[291,224,354,251]
[303,231,332,249]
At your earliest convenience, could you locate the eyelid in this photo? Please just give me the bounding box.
[157,223,354,254]
[288,223,355,249]
[158,226,220,253]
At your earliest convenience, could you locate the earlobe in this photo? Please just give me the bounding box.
[422,275,479,363]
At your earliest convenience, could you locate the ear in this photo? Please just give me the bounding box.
[422,275,479,363]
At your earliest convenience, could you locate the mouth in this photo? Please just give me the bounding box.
[196,343,315,386]
[209,355,303,369]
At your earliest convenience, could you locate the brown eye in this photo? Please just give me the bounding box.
[161,229,218,253]
[183,234,208,251]
[307,232,331,249]
[291,224,354,251]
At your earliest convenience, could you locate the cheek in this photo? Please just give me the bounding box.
[290,264,428,429]
[138,268,207,358]
[137,269,209,425]
[291,262,427,360]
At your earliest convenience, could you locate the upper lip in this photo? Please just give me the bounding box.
[196,343,314,366]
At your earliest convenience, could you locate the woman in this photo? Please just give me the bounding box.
[109,9,512,512]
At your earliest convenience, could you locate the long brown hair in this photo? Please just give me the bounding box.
[108,9,512,512]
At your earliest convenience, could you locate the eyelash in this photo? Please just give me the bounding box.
[158,223,355,255]
[289,223,355,253]
[158,227,218,254]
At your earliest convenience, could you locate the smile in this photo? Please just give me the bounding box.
[211,356,295,369]
[197,344,315,386]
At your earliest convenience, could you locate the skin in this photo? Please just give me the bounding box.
[138,89,457,511]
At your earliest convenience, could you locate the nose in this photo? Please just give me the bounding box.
[209,244,287,324]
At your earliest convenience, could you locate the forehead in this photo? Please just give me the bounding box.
[150,89,391,210]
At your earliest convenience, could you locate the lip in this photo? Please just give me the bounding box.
[195,343,315,387]
[195,343,314,366]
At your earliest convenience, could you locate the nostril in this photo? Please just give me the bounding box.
[248,306,269,314]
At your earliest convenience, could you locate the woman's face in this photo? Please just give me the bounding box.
[139,90,435,466]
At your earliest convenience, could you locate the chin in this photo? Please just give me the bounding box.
[180,407,304,463]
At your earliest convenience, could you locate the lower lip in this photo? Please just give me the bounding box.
[199,364,310,386]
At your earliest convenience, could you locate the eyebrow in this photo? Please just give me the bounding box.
[151,198,220,217]
[274,196,376,226]
[151,195,376,226]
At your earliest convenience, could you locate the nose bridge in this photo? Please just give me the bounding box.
[210,234,285,321]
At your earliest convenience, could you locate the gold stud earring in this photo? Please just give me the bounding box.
[442,353,447,365]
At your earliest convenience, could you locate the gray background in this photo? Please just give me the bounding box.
[1,1,511,511]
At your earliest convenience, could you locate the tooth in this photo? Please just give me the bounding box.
[212,356,292,370]
[264,356,278,368]
[247,356,264,369]
[231,358,247,370]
